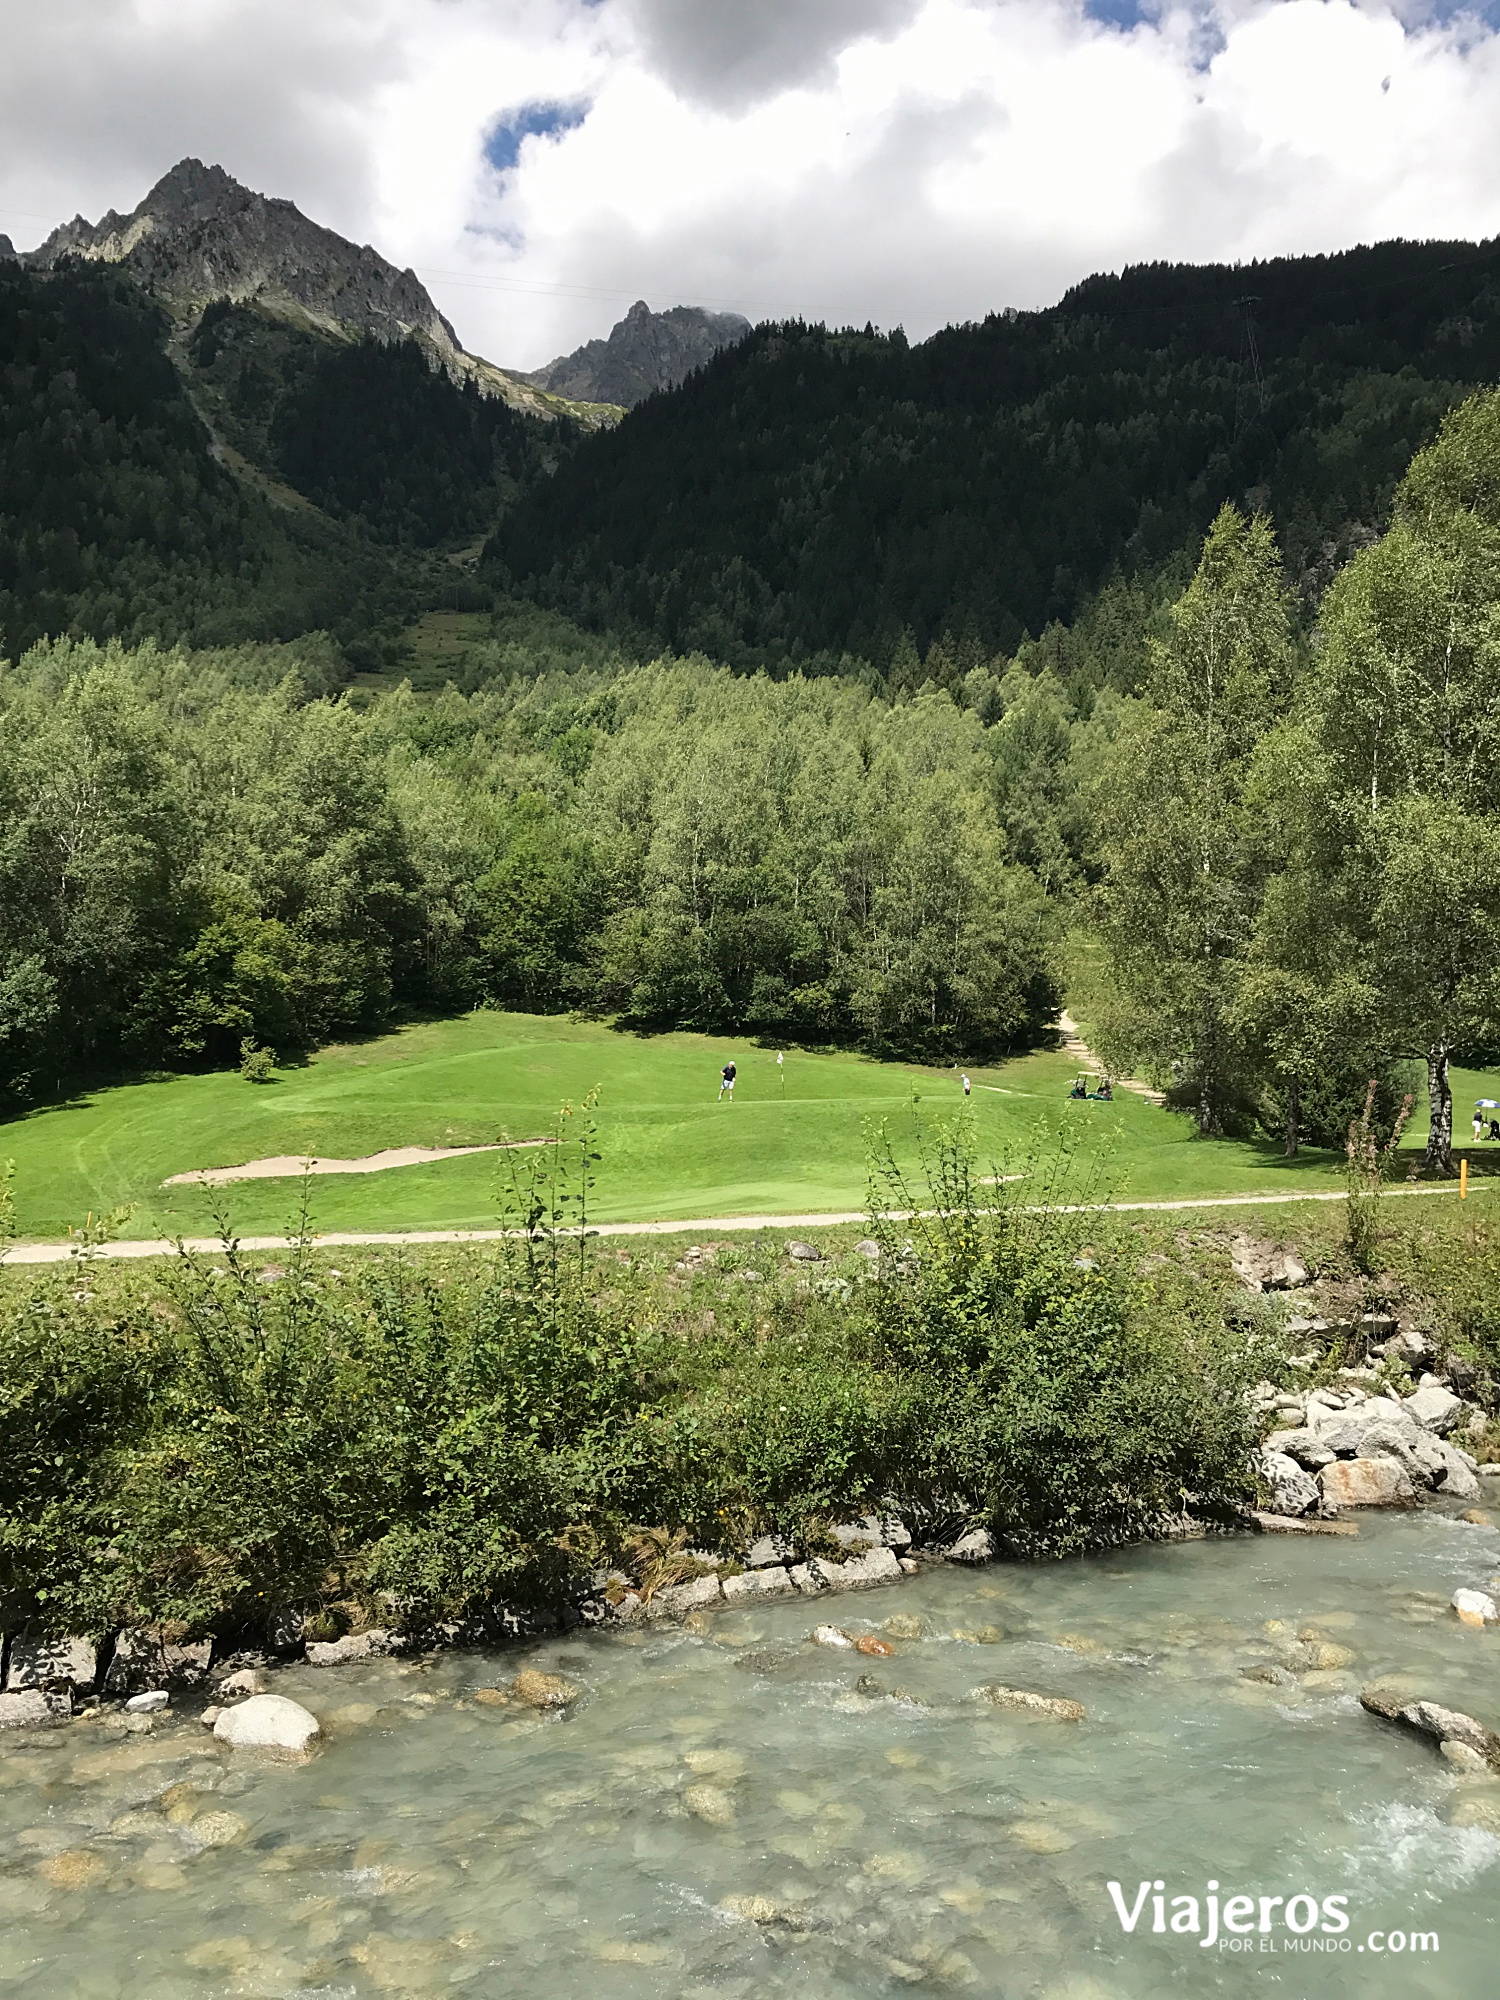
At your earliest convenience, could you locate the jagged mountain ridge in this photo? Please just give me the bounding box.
[29,159,460,351]
[23,160,608,424]
[522,299,750,407]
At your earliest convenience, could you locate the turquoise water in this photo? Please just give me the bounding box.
[3,1508,1499,1997]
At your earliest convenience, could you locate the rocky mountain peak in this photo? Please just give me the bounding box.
[26,157,462,358]
[521,299,751,408]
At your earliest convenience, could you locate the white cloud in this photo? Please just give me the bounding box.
[2,0,1500,370]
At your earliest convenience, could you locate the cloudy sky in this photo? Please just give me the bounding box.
[3,0,1500,368]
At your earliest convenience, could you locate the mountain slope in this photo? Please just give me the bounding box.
[0,259,415,662]
[521,299,751,407]
[488,239,1500,669]
[24,158,610,426]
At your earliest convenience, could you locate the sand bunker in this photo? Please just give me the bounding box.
[164,1140,549,1188]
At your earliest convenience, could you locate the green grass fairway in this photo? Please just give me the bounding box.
[0,1013,1354,1243]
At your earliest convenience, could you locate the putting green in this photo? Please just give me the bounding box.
[0,1013,1347,1243]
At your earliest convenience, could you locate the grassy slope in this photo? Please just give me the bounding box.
[0,1013,1357,1244]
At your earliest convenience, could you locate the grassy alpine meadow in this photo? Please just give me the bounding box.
[0,1010,1366,1246]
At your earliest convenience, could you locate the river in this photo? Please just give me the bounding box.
[3,1507,1498,1997]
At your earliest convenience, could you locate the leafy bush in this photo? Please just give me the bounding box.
[0,1114,1257,1642]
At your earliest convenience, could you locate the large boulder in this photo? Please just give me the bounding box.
[1311,1398,1414,1453]
[213,1693,321,1756]
[744,1533,798,1569]
[1404,1384,1463,1436]
[1258,1449,1319,1517]
[1319,1457,1416,1508]
[4,1635,97,1694]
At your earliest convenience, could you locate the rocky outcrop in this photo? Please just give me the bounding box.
[21,158,596,425]
[520,299,750,407]
[1262,1383,1483,1506]
[28,159,460,355]
[103,1630,212,1694]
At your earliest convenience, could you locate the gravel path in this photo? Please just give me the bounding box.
[0,1185,1463,1266]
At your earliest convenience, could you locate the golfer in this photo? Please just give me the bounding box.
[718,1060,737,1101]
[962,1072,971,1098]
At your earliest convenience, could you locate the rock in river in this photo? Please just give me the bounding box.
[971,1684,1086,1721]
[213,1694,321,1757]
[1452,1589,1498,1628]
[1359,1685,1500,1768]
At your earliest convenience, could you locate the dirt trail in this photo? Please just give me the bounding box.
[1054,1010,1166,1105]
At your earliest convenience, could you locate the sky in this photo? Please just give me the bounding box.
[3,0,1500,369]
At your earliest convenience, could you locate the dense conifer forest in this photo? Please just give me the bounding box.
[488,239,1500,668]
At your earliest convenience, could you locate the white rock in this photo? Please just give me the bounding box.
[1451,1589,1499,1627]
[305,1629,393,1666]
[213,1693,321,1755]
[722,1567,794,1601]
[125,1690,169,1713]
[1405,1384,1463,1436]
[1440,1740,1490,1773]
[1263,1428,1334,1469]
[812,1624,853,1648]
[1258,1449,1319,1516]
